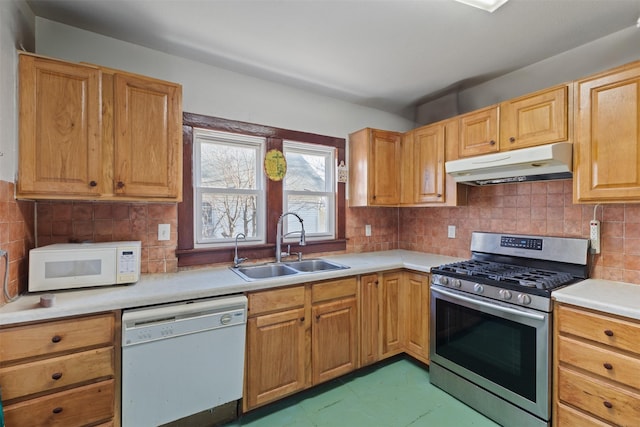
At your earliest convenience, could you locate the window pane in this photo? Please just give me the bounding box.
[284,152,326,192]
[200,193,259,240]
[200,142,257,190]
[286,195,329,234]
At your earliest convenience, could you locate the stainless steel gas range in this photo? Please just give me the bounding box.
[429,232,590,427]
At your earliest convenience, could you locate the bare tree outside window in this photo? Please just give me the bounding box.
[194,129,265,246]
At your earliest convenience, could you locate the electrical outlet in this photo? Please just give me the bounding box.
[448,225,456,239]
[158,224,171,241]
[590,220,600,254]
[365,224,372,237]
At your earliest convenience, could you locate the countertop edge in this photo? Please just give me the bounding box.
[552,279,640,321]
[0,250,461,326]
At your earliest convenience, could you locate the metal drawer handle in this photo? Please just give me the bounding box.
[51,372,63,380]
[604,329,614,337]
[51,335,62,343]
[52,407,63,414]
[603,401,613,409]
[603,363,613,370]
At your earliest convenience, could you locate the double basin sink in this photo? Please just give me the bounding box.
[231,259,350,281]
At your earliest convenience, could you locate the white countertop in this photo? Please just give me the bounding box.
[0,250,462,326]
[552,279,640,321]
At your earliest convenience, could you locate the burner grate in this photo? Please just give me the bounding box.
[437,260,574,290]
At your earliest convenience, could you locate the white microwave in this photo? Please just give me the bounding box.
[29,241,141,292]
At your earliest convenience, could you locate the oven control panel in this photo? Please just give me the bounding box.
[500,236,543,251]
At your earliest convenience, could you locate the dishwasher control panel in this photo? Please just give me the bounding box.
[122,295,247,346]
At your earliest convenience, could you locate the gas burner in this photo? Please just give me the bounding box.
[436,260,577,290]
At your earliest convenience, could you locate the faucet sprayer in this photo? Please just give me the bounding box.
[276,212,306,263]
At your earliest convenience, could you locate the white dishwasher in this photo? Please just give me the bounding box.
[121,294,247,427]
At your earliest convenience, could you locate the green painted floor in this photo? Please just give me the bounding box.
[225,356,501,427]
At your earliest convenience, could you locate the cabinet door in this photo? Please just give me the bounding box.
[403,272,430,363]
[500,85,568,151]
[245,307,307,410]
[380,272,403,358]
[370,130,401,205]
[113,72,182,199]
[413,124,445,204]
[18,55,103,197]
[574,62,640,202]
[459,106,499,157]
[312,297,357,384]
[359,273,380,367]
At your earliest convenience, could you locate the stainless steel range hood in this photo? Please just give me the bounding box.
[445,142,573,185]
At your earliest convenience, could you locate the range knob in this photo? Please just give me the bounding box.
[518,294,532,305]
[439,276,449,286]
[452,279,462,288]
[473,283,484,294]
[499,289,512,300]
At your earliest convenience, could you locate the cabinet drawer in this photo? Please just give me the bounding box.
[557,304,640,354]
[558,335,640,390]
[0,347,114,401]
[556,402,611,427]
[311,277,357,303]
[558,367,640,426]
[0,313,115,364]
[3,379,114,427]
[248,286,305,316]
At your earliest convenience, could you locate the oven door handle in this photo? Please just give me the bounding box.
[432,287,546,321]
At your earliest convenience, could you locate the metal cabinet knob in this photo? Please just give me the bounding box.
[509,137,516,143]
[51,335,62,343]
[603,362,613,370]
[51,372,63,380]
[89,180,97,187]
[117,181,125,189]
[603,401,613,409]
[604,329,614,337]
[489,140,496,145]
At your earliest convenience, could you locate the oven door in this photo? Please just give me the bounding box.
[430,285,550,420]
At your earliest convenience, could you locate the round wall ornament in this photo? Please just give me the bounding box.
[264,149,287,181]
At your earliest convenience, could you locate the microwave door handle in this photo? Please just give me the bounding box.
[432,287,546,321]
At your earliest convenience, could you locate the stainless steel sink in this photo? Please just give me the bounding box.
[284,259,349,273]
[232,263,298,281]
[230,258,349,281]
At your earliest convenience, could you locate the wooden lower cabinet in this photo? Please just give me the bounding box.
[358,270,431,367]
[359,273,380,367]
[380,271,403,358]
[403,272,430,363]
[0,312,118,427]
[554,303,640,426]
[244,278,358,411]
[311,283,357,384]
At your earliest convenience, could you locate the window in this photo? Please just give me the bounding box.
[283,141,335,241]
[178,113,346,267]
[193,129,265,247]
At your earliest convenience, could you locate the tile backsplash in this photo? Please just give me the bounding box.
[4,177,640,307]
[0,180,34,305]
[35,201,178,275]
[399,180,640,285]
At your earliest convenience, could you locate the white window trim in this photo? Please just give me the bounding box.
[193,128,266,248]
[282,140,336,241]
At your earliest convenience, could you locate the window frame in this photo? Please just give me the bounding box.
[193,128,266,247]
[178,113,346,267]
[282,140,336,242]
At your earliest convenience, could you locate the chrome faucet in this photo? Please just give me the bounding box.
[275,212,306,263]
[233,233,248,267]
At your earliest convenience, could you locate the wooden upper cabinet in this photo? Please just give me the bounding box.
[349,128,401,206]
[18,54,103,197]
[500,85,569,151]
[17,53,183,201]
[112,71,182,199]
[574,61,640,203]
[413,123,446,204]
[459,106,499,157]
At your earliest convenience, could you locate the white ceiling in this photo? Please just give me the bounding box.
[26,0,640,116]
